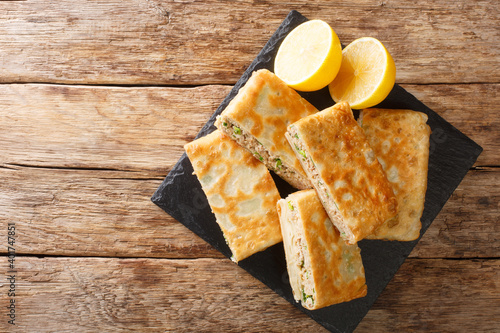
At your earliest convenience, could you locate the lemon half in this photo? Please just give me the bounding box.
[329,37,396,109]
[274,20,342,92]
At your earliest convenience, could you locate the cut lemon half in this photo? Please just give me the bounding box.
[329,37,396,109]
[274,20,342,92]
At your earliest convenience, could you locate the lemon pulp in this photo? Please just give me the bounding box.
[274,20,342,92]
[329,37,396,109]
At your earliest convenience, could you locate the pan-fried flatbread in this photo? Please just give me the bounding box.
[285,101,398,244]
[184,130,282,262]
[215,69,318,190]
[277,189,367,310]
[359,109,431,241]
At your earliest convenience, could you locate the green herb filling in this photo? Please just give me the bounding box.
[275,158,282,170]
[333,201,339,210]
[301,289,314,305]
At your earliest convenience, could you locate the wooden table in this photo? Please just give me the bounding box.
[0,1,498,332]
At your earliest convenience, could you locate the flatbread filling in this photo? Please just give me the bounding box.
[217,116,307,187]
[278,198,315,308]
[286,125,350,240]
[278,189,368,310]
[214,69,318,190]
[285,102,398,244]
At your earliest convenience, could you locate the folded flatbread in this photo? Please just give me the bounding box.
[359,109,431,241]
[277,189,367,310]
[184,130,282,262]
[215,69,318,190]
[285,101,398,244]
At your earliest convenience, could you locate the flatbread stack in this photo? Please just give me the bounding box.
[184,70,431,310]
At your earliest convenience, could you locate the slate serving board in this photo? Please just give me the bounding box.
[151,10,483,333]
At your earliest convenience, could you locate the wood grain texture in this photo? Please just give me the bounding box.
[1,1,497,332]
[357,259,500,332]
[401,83,499,167]
[1,257,320,333]
[0,166,223,259]
[0,257,497,332]
[0,84,230,172]
[412,167,500,258]
[0,0,498,85]
[0,165,496,259]
[0,83,496,172]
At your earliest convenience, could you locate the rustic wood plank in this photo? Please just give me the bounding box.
[0,166,497,258]
[0,83,496,172]
[0,166,223,259]
[0,84,230,172]
[357,259,500,332]
[401,83,499,167]
[0,257,497,332]
[1,2,495,332]
[412,167,500,258]
[0,0,498,85]
[0,257,322,333]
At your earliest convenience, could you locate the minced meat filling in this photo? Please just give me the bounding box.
[287,201,315,308]
[287,126,352,242]
[217,116,309,189]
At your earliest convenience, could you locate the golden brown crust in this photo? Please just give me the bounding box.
[288,102,398,243]
[278,190,367,310]
[359,109,431,241]
[184,130,282,262]
[215,69,318,189]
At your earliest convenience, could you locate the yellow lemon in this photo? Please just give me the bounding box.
[329,37,396,109]
[274,20,342,92]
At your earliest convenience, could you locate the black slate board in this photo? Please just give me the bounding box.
[151,10,483,333]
